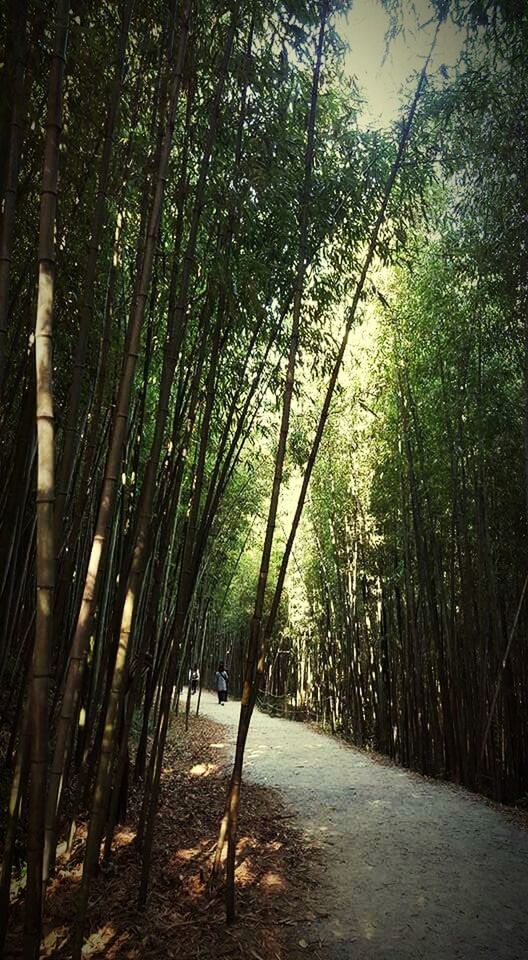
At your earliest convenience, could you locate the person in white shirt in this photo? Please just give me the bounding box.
[214,661,228,704]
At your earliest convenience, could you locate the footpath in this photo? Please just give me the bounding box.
[200,690,528,960]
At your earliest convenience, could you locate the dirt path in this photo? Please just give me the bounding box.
[199,690,528,960]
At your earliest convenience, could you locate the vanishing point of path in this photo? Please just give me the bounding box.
[199,691,528,960]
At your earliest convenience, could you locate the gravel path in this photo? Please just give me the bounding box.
[199,690,528,960]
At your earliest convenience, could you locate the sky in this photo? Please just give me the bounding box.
[337,0,465,126]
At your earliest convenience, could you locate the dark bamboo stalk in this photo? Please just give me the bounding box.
[24,3,70,956]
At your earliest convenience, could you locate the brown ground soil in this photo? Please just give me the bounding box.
[5,713,317,959]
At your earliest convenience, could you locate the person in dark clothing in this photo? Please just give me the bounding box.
[189,663,199,695]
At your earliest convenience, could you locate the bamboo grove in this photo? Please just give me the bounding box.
[254,6,528,801]
[0,0,526,955]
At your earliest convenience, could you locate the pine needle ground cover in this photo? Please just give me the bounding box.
[5,715,317,959]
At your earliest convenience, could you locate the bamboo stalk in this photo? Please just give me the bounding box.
[24,2,70,956]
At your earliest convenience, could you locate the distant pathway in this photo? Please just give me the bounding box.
[199,690,528,960]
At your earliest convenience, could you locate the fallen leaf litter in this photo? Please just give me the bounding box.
[6,713,318,959]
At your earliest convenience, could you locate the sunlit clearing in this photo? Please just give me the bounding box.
[235,859,258,885]
[265,840,283,853]
[189,761,219,777]
[81,922,124,956]
[260,870,285,891]
[237,835,258,855]
[112,826,136,849]
[175,846,201,862]
[42,924,69,953]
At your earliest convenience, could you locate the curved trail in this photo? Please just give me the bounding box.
[199,690,528,960]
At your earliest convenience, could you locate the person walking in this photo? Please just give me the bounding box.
[189,663,199,695]
[215,661,228,705]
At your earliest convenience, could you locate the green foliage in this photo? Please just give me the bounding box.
[254,10,528,801]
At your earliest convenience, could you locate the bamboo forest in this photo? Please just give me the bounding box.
[1,0,527,957]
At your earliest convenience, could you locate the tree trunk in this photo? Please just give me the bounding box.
[24,2,69,956]
[213,0,330,922]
